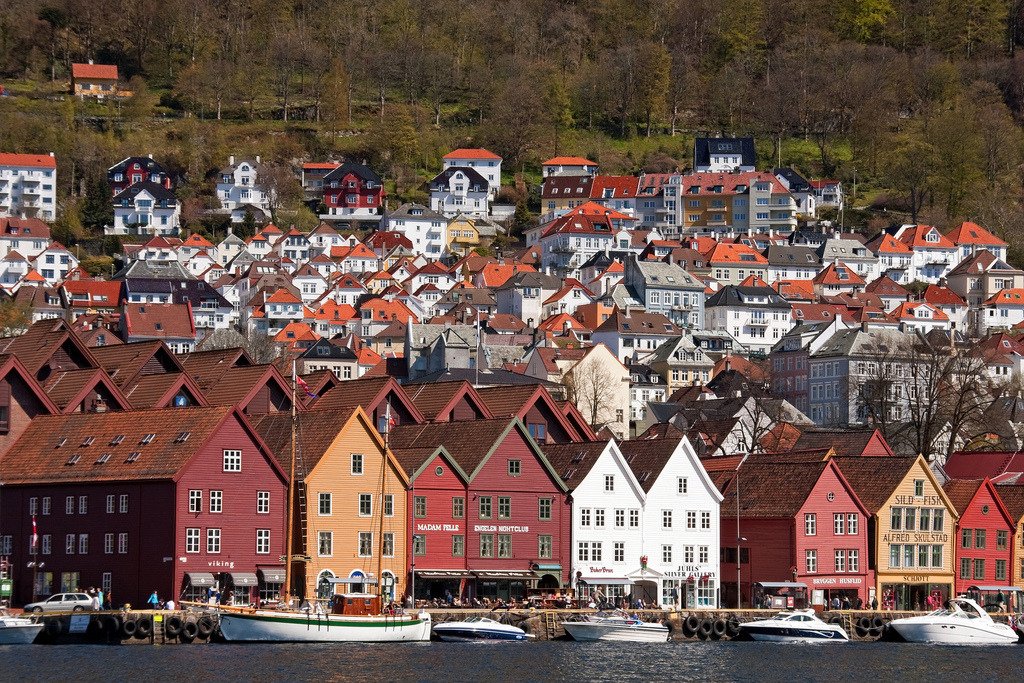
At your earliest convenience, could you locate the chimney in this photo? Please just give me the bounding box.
[255,155,261,164]
[229,155,235,166]
[88,58,94,65]
[148,153,153,159]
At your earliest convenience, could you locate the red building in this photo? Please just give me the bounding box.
[390,418,570,603]
[107,156,173,196]
[321,162,384,222]
[944,479,1014,596]
[0,406,287,607]
[715,459,871,608]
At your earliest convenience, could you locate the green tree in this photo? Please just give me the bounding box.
[81,174,113,232]
[836,0,894,41]
[883,129,936,223]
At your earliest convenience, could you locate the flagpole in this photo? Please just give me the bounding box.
[283,361,297,606]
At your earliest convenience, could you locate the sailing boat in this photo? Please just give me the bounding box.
[217,371,431,642]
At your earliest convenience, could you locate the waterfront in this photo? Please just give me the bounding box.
[2,641,1017,683]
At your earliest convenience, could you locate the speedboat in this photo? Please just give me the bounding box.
[432,616,531,642]
[562,611,669,643]
[737,609,848,642]
[0,610,43,644]
[888,597,1018,644]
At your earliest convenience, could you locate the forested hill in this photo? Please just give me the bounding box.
[2,0,1024,251]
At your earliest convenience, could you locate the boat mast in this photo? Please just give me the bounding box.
[377,402,389,602]
[282,361,297,605]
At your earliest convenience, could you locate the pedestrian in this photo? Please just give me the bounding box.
[841,596,851,610]
[147,590,160,609]
[870,596,878,610]
[855,597,863,610]
[164,598,175,611]
[90,590,100,611]
[97,588,105,610]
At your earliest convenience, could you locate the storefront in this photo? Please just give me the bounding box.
[966,585,1021,613]
[754,581,808,609]
[181,572,216,602]
[223,572,258,605]
[471,570,537,602]
[575,576,633,607]
[660,567,718,609]
[879,575,951,611]
[808,574,870,608]
[412,570,475,602]
[256,567,284,604]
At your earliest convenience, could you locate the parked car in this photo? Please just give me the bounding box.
[23,593,93,613]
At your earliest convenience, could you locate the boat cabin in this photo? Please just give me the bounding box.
[331,593,382,616]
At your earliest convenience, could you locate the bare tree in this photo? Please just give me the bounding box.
[564,359,620,433]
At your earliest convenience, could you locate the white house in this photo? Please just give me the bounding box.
[387,203,448,257]
[216,155,270,223]
[981,288,1024,334]
[429,168,490,218]
[705,282,793,355]
[621,435,724,609]
[441,148,502,198]
[0,152,57,221]
[109,182,180,236]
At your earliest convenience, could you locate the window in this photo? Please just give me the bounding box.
[581,508,591,527]
[358,532,373,557]
[207,529,221,553]
[847,513,858,535]
[209,491,223,514]
[890,507,902,530]
[452,535,465,557]
[662,545,673,563]
[834,514,845,535]
[578,542,591,562]
[189,490,202,513]
[961,557,971,579]
[848,549,859,572]
[410,495,426,518]
[498,534,512,558]
[997,530,1008,550]
[223,449,241,472]
[904,508,916,531]
[685,546,694,563]
[931,545,942,568]
[118,533,128,554]
[453,497,465,518]
[592,542,603,561]
[78,534,88,554]
[257,491,269,514]
[383,494,394,517]
[914,479,924,497]
[78,496,88,515]
[42,497,51,515]
[65,533,75,554]
[351,453,363,475]
[498,497,511,519]
[479,496,492,519]
[996,559,1007,581]
[382,533,394,558]
[835,550,846,573]
[605,475,615,492]
[677,477,688,494]
[663,510,673,529]
[359,493,372,516]
[104,533,114,554]
[686,511,696,529]
[508,460,521,477]
[974,558,985,580]
[186,529,200,553]
[629,510,639,527]
[29,497,38,515]
[106,495,115,514]
[413,534,426,556]
[699,546,709,563]
[805,549,817,573]
[962,528,973,548]
[595,509,605,528]
[538,535,552,559]
[538,498,551,520]
[614,542,624,562]
[319,493,332,516]
[805,513,816,536]
[976,529,986,549]
[256,529,270,554]
[480,534,494,558]
[615,509,625,527]
[701,511,711,529]
[932,509,944,532]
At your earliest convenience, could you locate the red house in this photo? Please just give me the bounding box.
[107,156,173,196]
[0,406,287,607]
[321,162,384,223]
[715,459,871,608]
[944,479,1014,596]
[390,418,570,603]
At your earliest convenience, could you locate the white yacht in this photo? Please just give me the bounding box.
[737,610,848,642]
[888,597,1018,644]
[562,611,670,643]
[433,616,531,642]
[0,611,43,645]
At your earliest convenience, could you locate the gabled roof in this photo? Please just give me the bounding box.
[122,302,196,340]
[897,224,956,250]
[0,153,56,169]
[590,175,639,199]
[323,161,382,184]
[43,367,131,414]
[443,148,501,160]
[403,380,492,422]
[543,156,597,166]
[542,440,619,491]
[833,455,953,514]
[310,375,423,422]
[791,427,893,456]
[71,63,118,80]
[865,276,910,297]
[0,318,97,375]
[813,261,865,286]
[945,221,1006,247]
[112,181,176,203]
[90,341,185,389]
[922,285,967,306]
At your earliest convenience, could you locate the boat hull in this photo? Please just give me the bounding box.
[739,624,848,642]
[0,624,43,645]
[889,621,1019,645]
[218,610,432,643]
[561,621,669,643]
[433,625,528,642]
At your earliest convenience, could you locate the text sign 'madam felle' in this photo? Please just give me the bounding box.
[416,523,460,532]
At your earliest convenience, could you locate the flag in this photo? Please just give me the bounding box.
[385,402,396,432]
[295,376,317,399]
[31,516,38,550]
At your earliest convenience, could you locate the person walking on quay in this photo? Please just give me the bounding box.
[855,597,863,610]
[89,589,100,611]
[147,590,160,610]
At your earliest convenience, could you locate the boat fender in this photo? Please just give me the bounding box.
[854,624,868,638]
[867,626,882,638]
[165,615,184,638]
[726,617,741,637]
[180,619,199,642]
[121,619,137,639]
[196,615,215,639]
[44,618,62,639]
[871,616,885,630]
[134,616,153,639]
[827,615,843,626]
[857,616,871,631]
[698,618,713,638]
[661,619,674,634]
[86,617,104,639]
[683,615,700,636]
[711,619,727,639]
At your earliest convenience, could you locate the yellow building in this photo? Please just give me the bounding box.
[996,485,1024,593]
[254,406,410,602]
[835,455,957,611]
[446,215,480,255]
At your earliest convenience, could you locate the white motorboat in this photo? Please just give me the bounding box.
[432,616,531,642]
[737,610,848,642]
[562,611,669,643]
[0,611,43,645]
[888,597,1018,644]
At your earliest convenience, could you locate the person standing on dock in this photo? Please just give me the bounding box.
[148,591,160,610]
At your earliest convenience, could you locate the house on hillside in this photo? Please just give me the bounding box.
[216,156,271,223]
[0,153,57,221]
[70,62,128,99]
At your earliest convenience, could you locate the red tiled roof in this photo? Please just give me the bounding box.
[0,153,56,169]
[984,288,1024,306]
[922,285,966,306]
[813,262,865,286]
[443,148,501,160]
[123,302,196,340]
[897,225,955,250]
[71,63,119,80]
[590,175,640,199]
[543,156,597,166]
[945,221,1007,247]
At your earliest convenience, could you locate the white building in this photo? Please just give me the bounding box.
[442,148,502,198]
[429,167,491,218]
[215,155,270,223]
[705,283,793,355]
[0,152,57,221]
[387,203,448,257]
[109,182,180,236]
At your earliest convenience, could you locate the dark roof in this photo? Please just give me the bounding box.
[996,484,1024,522]
[764,244,821,267]
[429,166,489,191]
[791,428,891,457]
[943,479,983,515]
[122,278,230,307]
[830,456,919,512]
[694,137,756,168]
[253,408,358,474]
[405,368,558,388]
[323,161,382,184]
[112,180,176,203]
[387,418,520,479]
[403,380,486,421]
[541,440,611,490]
[773,167,811,192]
[705,285,791,309]
[719,462,829,518]
[109,156,169,175]
[618,438,677,493]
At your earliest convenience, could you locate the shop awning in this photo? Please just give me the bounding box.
[968,585,1022,592]
[473,570,538,581]
[417,570,474,579]
[533,564,562,571]
[327,577,379,585]
[755,582,808,589]
[258,568,286,583]
[185,572,216,587]
[229,573,258,587]
[578,577,631,585]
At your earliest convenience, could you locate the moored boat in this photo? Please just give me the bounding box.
[562,611,669,643]
[432,616,530,642]
[887,597,1018,644]
[0,610,43,644]
[737,610,848,642]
